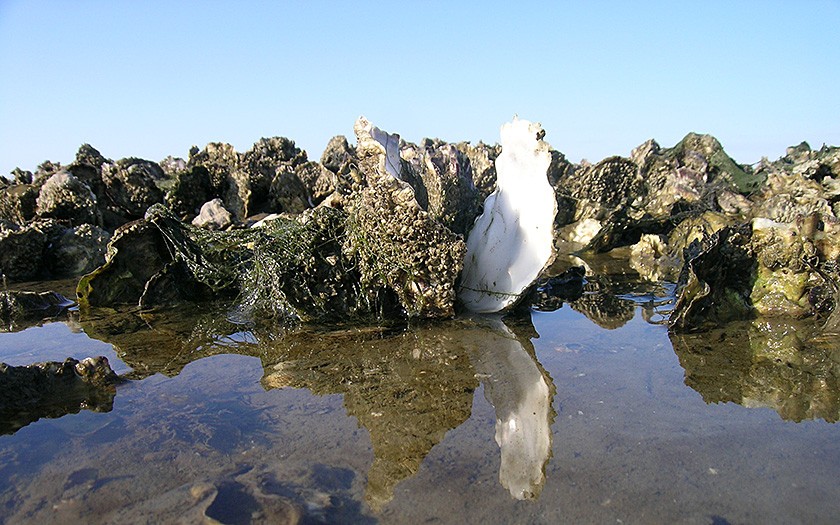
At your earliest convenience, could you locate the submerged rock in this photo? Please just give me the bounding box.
[0,356,119,435]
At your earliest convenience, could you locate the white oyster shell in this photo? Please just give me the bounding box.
[459,117,557,312]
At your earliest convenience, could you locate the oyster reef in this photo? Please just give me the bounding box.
[2,117,840,522]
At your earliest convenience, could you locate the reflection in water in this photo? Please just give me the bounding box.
[469,316,555,500]
[671,318,840,422]
[78,304,558,508]
[260,315,556,507]
[261,322,478,511]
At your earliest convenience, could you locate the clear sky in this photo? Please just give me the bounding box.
[1,1,839,178]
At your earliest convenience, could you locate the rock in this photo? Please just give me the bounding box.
[67,144,109,197]
[748,215,825,317]
[166,165,214,220]
[100,157,165,223]
[269,165,310,214]
[459,117,557,313]
[1,290,74,331]
[35,171,101,226]
[10,168,33,185]
[555,156,641,251]
[32,160,62,185]
[47,223,111,277]
[191,198,233,230]
[629,234,681,282]
[320,135,355,174]
[751,169,832,222]
[77,219,173,308]
[295,161,336,206]
[668,132,762,194]
[456,141,500,201]
[667,211,731,258]
[669,225,756,332]
[347,118,466,318]
[413,142,480,236]
[0,222,49,280]
[242,137,307,215]
[0,183,38,224]
[159,156,187,177]
[0,356,119,435]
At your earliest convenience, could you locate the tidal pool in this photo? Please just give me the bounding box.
[2,276,840,524]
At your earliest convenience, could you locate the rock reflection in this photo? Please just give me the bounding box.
[261,315,556,507]
[76,303,558,507]
[78,303,259,378]
[261,321,478,511]
[468,316,555,500]
[671,319,840,422]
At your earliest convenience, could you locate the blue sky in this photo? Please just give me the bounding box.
[1,1,838,178]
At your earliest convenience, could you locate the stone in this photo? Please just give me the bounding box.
[0,222,49,280]
[268,166,310,214]
[166,165,214,219]
[320,135,355,174]
[414,142,480,236]
[458,117,556,313]
[295,161,336,206]
[67,144,109,199]
[100,158,166,222]
[0,183,38,224]
[456,141,500,201]
[35,171,101,226]
[47,223,111,277]
[554,156,641,251]
[191,198,233,230]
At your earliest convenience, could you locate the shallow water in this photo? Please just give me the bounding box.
[2,281,840,524]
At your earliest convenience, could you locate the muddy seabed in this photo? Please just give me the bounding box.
[2,274,840,525]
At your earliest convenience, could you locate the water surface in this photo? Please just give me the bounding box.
[1,281,839,524]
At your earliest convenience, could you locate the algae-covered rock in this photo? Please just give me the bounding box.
[76,219,174,308]
[669,225,756,332]
[348,118,466,318]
